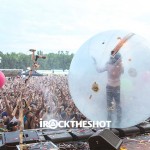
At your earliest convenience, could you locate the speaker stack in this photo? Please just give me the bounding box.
[89,129,123,150]
[1,130,40,150]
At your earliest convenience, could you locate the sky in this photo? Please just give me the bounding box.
[0,0,150,54]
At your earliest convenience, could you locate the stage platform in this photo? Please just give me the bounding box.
[0,127,150,150]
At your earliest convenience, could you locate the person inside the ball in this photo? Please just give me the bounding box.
[92,50,124,126]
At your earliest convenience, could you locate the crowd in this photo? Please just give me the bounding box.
[0,74,86,132]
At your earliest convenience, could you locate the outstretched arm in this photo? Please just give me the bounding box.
[92,57,107,73]
[4,96,12,116]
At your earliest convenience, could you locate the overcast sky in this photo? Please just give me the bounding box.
[0,0,150,54]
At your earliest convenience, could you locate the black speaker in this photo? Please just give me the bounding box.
[43,129,73,143]
[2,130,40,149]
[116,126,140,137]
[88,129,123,150]
[68,128,95,141]
[2,131,23,146]
[23,130,40,143]
[0,144,6,150]
[136,123,150,134]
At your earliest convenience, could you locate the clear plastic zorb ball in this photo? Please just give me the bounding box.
[68,30,150,128]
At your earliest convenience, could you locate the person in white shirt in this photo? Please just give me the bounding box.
[93,50,124,125]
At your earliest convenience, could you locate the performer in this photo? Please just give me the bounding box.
[93,51,124,125]
[25,49,46,83]
[29,49,46,70]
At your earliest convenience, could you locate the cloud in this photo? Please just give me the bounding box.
[0,0,150,54]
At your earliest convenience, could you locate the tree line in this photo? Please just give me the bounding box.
[0,51,74,71]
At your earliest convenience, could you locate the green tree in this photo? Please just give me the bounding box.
[0,51,74,70]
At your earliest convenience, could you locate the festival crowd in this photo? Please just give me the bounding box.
[0,75,86,132]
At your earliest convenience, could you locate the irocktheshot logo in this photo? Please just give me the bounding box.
[40,119,111,129]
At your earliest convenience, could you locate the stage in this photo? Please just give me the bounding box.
[0,123,150,150]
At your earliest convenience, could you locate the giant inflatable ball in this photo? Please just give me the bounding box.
[68,30,150,128]
[0,71,5,88]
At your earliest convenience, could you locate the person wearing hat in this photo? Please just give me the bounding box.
[92,50,124,126]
